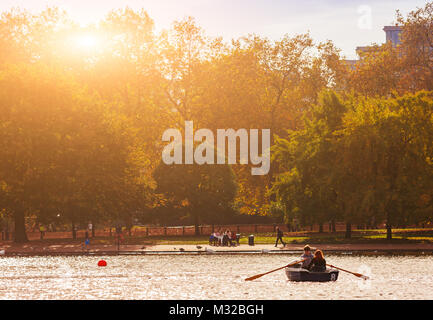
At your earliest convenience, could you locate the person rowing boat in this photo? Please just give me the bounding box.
[300,244,314,269]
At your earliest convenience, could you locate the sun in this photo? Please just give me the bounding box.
[73,34,100,49]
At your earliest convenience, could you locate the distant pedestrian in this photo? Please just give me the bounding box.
[84,231,90,249]
[39,224,46,240]
[88,222,93,236]
[115,226,124,244]
[274,227,286,247]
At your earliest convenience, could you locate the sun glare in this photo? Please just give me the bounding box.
[72,34,101,50]
[75,34,98,47]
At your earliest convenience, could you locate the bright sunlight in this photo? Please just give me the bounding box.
[71,34,101,50]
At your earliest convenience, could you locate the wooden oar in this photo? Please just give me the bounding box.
[245,259,306,281]
[327,264,369,280]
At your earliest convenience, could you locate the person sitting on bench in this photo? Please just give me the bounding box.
[209,233,218,246]
[222,230,234,246]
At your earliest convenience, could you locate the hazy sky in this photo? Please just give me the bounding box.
[0,0,428,59]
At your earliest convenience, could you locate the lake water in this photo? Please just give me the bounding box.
[0,254,432,299]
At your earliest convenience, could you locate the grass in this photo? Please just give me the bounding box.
[112,228,433,245]
[363,235,433,241]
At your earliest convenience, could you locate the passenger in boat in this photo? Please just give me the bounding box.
[300,245,314,269]
[307,250,326,272]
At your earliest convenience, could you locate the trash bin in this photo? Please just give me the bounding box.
[248,235,254,246]
[236,233,241,245]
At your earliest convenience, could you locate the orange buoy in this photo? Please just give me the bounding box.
[98,260,107,267]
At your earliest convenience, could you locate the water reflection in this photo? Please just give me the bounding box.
[0,255,432,299]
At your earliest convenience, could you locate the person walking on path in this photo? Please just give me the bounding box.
[88,222,93,237]
[84,230,90,250]
[274,227,286,247]
[39,224,46,240]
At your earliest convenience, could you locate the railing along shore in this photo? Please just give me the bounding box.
[0,222,396,241]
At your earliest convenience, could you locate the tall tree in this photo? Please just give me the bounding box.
[153,161,237,235]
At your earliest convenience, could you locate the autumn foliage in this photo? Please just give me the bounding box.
[0,4,432,241]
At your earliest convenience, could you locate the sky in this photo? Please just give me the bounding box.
[0,0,429,59]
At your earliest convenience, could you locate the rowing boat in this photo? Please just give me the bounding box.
[285,266,339,282]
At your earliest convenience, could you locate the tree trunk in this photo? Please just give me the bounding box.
[5,220,10,240]
[319,224,323,233]
[72,221,76,240]
[13,210,28,243]
[386,224,392,240]
[194,215,200,236]
[331,219,336,233]
[345,222,351,239]
[386,209,392,240]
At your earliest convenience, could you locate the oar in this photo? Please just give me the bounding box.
[327,264,369,280]
[245,259,306,281]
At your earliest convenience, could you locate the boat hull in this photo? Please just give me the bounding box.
[285,267,339,282]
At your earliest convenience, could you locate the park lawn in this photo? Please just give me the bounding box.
[119,230,433,245]
[238,236,309,245]
[356,228,433,235]
[363,235,433,241]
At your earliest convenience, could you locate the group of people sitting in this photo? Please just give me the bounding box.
[298,245,326,272]
[209,229,237,246]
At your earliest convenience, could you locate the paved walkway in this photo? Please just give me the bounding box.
[1,242,433,256]
[148,243,433,252]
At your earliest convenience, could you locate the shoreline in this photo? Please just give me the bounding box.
[1,243,433,257]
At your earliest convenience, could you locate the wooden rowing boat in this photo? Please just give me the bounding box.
[285,266,339,282]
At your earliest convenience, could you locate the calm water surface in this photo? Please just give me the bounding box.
[0,255,432,299]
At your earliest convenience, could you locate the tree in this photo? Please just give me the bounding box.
[270,91,346,232]
[336,91,433,239]
[397,2,433,91]
[153,161,237,235]
[348,42,403,96]
[347,2,433,96]
[0,62,150,241]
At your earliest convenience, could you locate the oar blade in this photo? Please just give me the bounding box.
[244,259,305,281]
[357,274,369,280]
[245,274,264,281]
[328,264,369,280]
